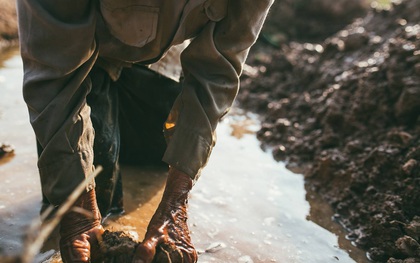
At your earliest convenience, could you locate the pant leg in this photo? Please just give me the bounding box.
[17,0,98,205]
[36,66,124,217]
[87,66,123,216]
[84,64,181,216]
[117,65,182,165]
[85,65,181,216]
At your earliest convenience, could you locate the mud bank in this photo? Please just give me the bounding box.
[261,0,369,44]
[0,0,18,51]
[238,0,420,262]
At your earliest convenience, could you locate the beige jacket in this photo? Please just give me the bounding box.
[98,0,275,177]
[17,0,274,204]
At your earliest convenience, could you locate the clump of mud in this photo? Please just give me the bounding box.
[99,230,185,263]
[239,0,420,262]
[99,230,137,262]
[0,143,14,159]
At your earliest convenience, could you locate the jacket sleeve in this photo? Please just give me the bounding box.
[162,0,274,179]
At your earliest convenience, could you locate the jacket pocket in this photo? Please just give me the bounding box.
[100,0,159,48]
[204,0,228,22]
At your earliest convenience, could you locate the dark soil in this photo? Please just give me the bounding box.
[238,0,420,262]
[0,143,14,159]
[99,230,137,263]
[261,0,369,44]
[99,230,187,263]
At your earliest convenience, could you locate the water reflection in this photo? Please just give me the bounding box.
[0,52,368,263]
[189,114,362,263]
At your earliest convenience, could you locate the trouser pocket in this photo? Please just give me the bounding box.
[204,0,228,22]
[100,0,159,47]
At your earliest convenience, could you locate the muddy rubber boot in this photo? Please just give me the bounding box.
[132,168,198,263]
[59,189,104,263]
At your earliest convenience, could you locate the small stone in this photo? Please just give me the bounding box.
[387,257,403,263]
[402,159,418,175]
[367,247,387,262]
[387,131,413,146]
[405,216,420,240]
[395,87,420,122]
[205,242,226,253]
[274,118,291,132]
[0,143,14,158]
[395,235,420,257]
[346,140,363,153]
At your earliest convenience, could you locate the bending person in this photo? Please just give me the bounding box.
[17,0,274,262]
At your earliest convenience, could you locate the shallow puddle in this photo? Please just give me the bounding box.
[0,50,368,262]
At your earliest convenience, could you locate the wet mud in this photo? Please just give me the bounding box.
[238,0,420,262]
[0,143,14,160]
[99,230,194,263]
[99,230,137,262]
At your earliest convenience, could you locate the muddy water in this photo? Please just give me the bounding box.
[0,50,368,263]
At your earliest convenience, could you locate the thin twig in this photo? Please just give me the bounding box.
[20,166,103,263]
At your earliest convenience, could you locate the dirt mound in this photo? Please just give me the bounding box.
[262,0,369,44]
[0,0,18,49]
[238,0,420,262]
